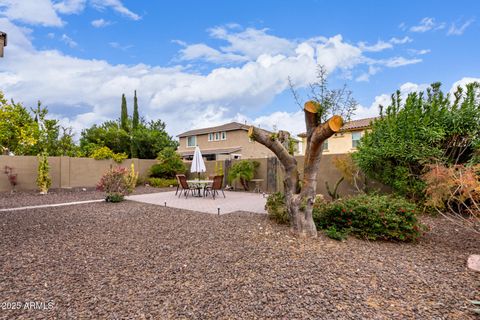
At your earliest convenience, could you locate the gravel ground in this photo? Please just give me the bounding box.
[0,201,479,319]
[0,186,172,209]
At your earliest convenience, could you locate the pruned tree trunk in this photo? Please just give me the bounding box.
[248,101,343,237]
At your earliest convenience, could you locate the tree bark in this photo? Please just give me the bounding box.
[248,101,343,238]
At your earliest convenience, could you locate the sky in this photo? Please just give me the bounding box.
[0,0,479,139]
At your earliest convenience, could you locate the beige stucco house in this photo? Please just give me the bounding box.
[298,117,376,155]
[177,122,278,160]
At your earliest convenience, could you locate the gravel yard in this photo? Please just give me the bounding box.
[0,200,479,319]
[0,186,170,209]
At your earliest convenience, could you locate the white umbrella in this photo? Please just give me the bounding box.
[190,146,206,179]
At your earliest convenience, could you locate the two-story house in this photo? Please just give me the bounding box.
[176,122,277,160]
[297,117,377,155]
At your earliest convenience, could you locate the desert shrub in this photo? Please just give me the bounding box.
[96,166,135,202]
[148,177,178,188]
[90,146,127,163]
[150,147,186,178]
[422,163,480,232]
[313,194,425,241]
[265,192,289,224]
[36,153,51,194]
[228,160,260,191]
[355,82,480,200]
[324,225,348,241]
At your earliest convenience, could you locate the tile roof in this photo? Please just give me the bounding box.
[177,122,249,138]
[298,117,378,137]
[179,147,242,156]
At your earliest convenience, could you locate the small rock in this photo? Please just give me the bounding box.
[467,254,480,272]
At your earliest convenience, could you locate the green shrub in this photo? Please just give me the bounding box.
[148,177,178,188]
[150,147,186,178]
[324,226,348,241]
[228,160,259,191]
[106,193,124,202]
[313,194,425,241]
[265,192,289,224]
[355,82,480,200]
[90,146,127,163]
[36,153,52,194]
[96,166,135,202]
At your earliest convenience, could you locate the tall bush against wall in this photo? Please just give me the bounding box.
[36,153,51,194]
[355,82,480,200]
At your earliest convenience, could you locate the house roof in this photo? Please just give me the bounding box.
[179,146,242,156]
[177,122,249,138]
[297,117,378,137]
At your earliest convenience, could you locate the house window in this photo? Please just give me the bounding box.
[208,133,214,141]
[215,132,220,141]
[322,139,329,151]
[221,131,226,140]
[187,136,196,147]
[352,132,361,148]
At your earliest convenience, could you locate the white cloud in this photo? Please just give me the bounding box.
[91,18,112,28]
[449,77,480,95]
[0,0,63,26]
[177,43,248,64]
[0,21,429,137]
[61,34,77,48]
[378,56,422,68]
[389,36,412,44]
[410,17,445,33]
[447,19,475,36]
[358,40,392,52]
[209,26,296,60]
[53,0,86,14]
[408,48,430,55]
[90,0,140,20]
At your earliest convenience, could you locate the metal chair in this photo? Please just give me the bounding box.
[177,175,192,198]
[204,175,225,199]
[175,174,186,195]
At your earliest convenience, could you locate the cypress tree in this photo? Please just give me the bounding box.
[132,90,139,130]
[120,93,128,131]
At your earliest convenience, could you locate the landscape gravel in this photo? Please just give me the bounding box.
[0,200,478,319]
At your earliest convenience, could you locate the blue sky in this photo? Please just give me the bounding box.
[0,0,479,137]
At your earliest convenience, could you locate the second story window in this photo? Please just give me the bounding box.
[187,136,196,147]
[221,131,226,140]
[352,132,361,148]
[322,139,329,151]
[208,133,214,141]
[215,132,220,140]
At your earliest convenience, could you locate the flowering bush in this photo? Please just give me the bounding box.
[313,194,426,241]
[422,163,480,232]
[97,166,135,202]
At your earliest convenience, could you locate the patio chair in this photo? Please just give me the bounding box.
[177,175,192,198]
[204,175,225,199]
[175,174,186,195]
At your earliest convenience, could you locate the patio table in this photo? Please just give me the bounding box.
[186,180,213,197]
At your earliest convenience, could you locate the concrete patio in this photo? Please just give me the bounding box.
[126,190,267,214]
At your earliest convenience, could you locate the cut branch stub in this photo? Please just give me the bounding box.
[304,100,320,114]
[327,115,343,132]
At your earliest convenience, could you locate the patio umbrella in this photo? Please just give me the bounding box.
[190,146,206,179]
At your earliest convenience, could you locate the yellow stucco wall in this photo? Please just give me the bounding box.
[299,129,366,155]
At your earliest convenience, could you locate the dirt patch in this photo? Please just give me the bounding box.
[0,202,478,319]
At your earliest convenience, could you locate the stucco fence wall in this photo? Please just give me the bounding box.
[0,156,157,192]
[1,155,385,198]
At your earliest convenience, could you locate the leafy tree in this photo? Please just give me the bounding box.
[228,160,259,191]
[132,90,139,130]
[354,82,480,200]
[150,147,186,178]
[0,92,77,156]
[120,93,128,132]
